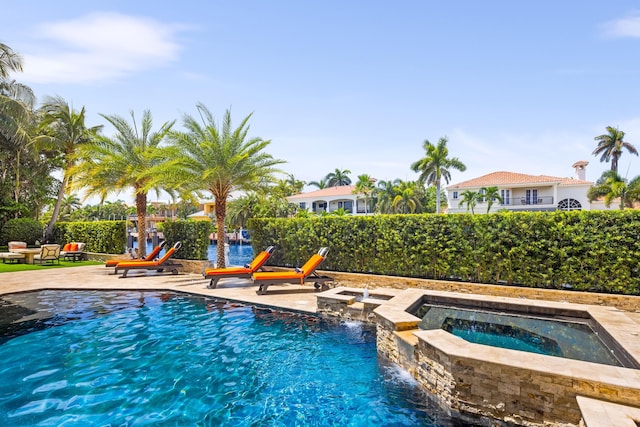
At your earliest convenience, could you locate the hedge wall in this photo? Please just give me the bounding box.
[161,220,212,260]
[53,221,127,254]
[248,210,640,295]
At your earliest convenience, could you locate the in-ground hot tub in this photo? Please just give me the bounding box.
[374,288,640,427]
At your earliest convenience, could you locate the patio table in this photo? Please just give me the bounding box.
[11,248,41,264]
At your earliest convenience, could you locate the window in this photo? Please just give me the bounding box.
[452,191,459,200]
[557,198,582,211]
[500,189,510,205]
[299,202,306,209]
[526,189,538,205]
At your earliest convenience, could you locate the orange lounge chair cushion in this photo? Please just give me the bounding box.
[252,254,325,284]
[247,251,271,271]
[69,243,79,252]
[117,248,176,269]
[252,271,304,281]
[106,244,165,267]
[204,266,252,276]
[204,250,272,277]
[62,243,72,251]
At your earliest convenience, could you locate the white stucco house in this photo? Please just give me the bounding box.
[446,161,612,214]
[287,185,371,215]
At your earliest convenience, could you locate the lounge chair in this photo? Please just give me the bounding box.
[61,242,86,262]
[251,247,333,295]
[34,244,61,265]
[203,246,275,289]
[114,242,182,278]
[105,241,168,268]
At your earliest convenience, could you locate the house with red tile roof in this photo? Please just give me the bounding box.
[446,161,609,214]
[287,185,369,214]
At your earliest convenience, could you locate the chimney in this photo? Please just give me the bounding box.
[572,160,588,180]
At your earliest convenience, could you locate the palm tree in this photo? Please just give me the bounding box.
[586,170,640,210]
[411,136,466,213]
[307,177,328,189]
[391,181,423,213]
[59,194,82,221]
[481,186,503,213]
[324,168,352,187]
[593,126,638,173]
[353,174,375,214]
[459,190,480,214]
[166,104,284,267]
[0,43,37,215]
[70,110,175,257]
[38,96,102,241]
[375,179,400,214]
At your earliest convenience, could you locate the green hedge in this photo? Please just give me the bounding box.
[0,218,44,245]
[53,221,127,254]
[248,211,640,295]
[161,220,212,260]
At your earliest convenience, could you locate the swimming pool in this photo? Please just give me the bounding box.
[0,290,446,426]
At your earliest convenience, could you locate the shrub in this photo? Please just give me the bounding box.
[161,220,212,260]
[249,210,640,295]
[0,218,44,245]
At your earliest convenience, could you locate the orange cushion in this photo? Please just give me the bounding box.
[70,243,79,252]
[205,267,252,276]
[117,260,159,268]
[252,271,303,281]
[248,251,270,271]
[62,243,72,251]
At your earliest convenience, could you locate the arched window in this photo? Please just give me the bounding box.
[557,198,582,211]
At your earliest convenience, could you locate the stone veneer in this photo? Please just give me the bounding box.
[371,288,640,427]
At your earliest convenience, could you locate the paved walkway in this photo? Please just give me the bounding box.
[0,266,320,314]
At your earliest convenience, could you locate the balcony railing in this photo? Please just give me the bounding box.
[499,196,554,206]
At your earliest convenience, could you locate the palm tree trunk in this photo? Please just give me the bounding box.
[44,175,68,242]
[435,181,441,213]
[215,197,226,268]
[135,192,148,258]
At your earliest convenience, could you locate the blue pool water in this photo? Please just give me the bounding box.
[417,304,623,367]
[0,291,446,426]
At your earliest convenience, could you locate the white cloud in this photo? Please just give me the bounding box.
[600,14,640,38]
[20,12,185,84]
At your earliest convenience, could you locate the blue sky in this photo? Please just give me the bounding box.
[3,1,640,203]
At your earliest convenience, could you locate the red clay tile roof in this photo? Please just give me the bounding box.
[447,171,592,190]
[287,185,357,200]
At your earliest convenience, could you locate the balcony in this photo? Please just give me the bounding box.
[499,196,554,206]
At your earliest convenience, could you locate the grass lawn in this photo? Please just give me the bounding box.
[0,259,103,273]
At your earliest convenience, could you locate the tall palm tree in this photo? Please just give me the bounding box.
[353,174,375,214]
[38,96,102,241]
[324,168,352,187]
[459,190,480,214]
[593,126,638,173]
[411,136,466,213]
[70,110,175,257]
[0,43,37,215]
[481,186,503,213]
[166,104,284,267]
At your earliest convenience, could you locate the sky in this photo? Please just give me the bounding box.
[3,1,640,204]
